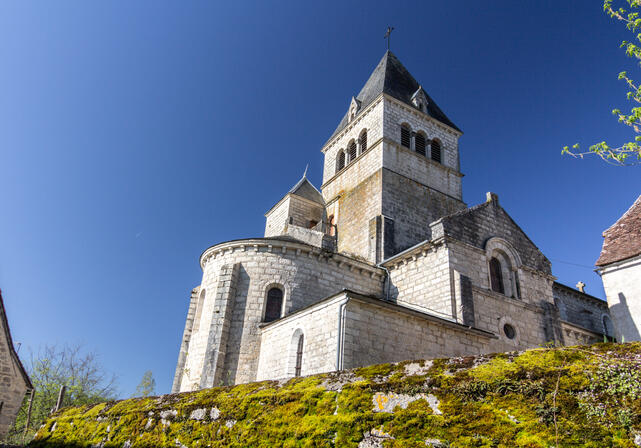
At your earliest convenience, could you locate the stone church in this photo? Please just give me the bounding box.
[172,51,613,392]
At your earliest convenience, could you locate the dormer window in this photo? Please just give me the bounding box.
[411,87,428,113]
[348,97,360,122]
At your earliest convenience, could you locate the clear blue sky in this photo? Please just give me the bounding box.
[1,1,638,397]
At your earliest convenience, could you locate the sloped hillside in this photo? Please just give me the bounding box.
[30,343,641,447]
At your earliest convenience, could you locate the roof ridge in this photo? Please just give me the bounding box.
[603,194,641,235]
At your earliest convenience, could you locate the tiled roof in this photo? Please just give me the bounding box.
[596,195,641,266]
[327,51,460,144]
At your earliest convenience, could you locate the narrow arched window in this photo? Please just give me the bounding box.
[328,214,336,236]
[337,151,346,172]
[400,124,411,148]
[348,140,357,163]
[192,289,206,333]
[431,139,442,163]
[489,258,505,294]
[415,133,426,156]
[359,130,368,153]
[264,287,283,322]
[294,334,304,377]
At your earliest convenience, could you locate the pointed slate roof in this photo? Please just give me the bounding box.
[288,174,325,205]
[596,195,641,266]
[328,51,461,143]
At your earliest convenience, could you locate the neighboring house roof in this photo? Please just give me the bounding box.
[327,51,461,144]
[596,195,641,267]
[0,289,33,390]
[288,175,325,205]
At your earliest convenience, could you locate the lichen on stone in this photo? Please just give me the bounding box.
[28,342,641,448]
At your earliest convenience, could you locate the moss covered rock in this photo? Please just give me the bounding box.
[30,343,641,447]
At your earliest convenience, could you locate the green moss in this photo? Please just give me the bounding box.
[29,343,641,448]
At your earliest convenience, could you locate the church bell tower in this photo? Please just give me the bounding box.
[320,51,466,263]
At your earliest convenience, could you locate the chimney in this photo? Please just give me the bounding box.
[576,281,586,293]
[486,192,499,205]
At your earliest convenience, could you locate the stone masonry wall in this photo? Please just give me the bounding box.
[382,97,461,173]
[171,287,200,393]
[322,99,384,185]
[382,139,463,202]
[381,168,465,254]
[342,298,492,369]
[334,171,382,261]
[600,255,641,342]
[386,243,454,319]
[435,197,551,274]
[176,240,384,390]
[288,195,324,229]
[264,197,290,237]
[0,312,29,436]
[553,283,611,337]
[256,295,344,380]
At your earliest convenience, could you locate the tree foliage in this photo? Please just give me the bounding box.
[563,0,641,165]
[3,344,118,444]
[134,370,156,398]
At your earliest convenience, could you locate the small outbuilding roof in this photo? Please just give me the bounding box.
[0,289,33,390]
[596,195,641,267]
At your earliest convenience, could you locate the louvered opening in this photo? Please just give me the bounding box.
[337,151,346,171]
[431,140,442,163]
[415,133,426,156]
[359,130,368,153]
[348,141,357,162]
[400,126,411,148]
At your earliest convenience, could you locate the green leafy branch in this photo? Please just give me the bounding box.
[563,0,641,165]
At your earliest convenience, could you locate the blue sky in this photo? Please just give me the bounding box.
[0,1,638,397]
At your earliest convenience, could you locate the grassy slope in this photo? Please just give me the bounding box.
[30,343,641,448]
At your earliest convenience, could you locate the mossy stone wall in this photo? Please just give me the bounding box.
[31,343,641,448]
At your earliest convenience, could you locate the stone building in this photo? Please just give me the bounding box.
[597,195,641,342]
[0,290,32,437]
[172,51,613,391]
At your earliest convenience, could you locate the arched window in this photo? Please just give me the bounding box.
[294,333,304,377]
[359,130,368,153]
[348,140,357,163]
[400,124,411,149]
[489,257,505,294]
[192,289,206,333]
[337,151,346,172]
[431,139,442,163]
[328,215,336,236]
[415,133,426,156]
[264,287,283,322]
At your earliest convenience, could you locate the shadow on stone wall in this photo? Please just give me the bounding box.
[612,293,641,341]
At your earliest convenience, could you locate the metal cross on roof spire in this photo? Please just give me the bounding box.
[384,26,394,51]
